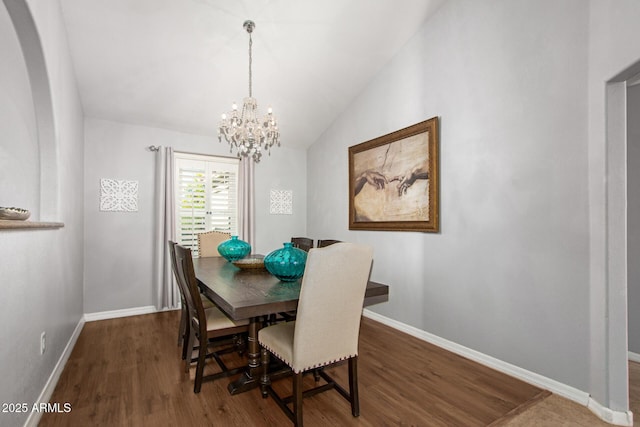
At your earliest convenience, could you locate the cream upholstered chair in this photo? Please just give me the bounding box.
[173,243,250,393]
[258,242,373,426]
[197,230,231,257]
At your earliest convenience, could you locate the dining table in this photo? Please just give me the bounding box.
[192,255,390,395]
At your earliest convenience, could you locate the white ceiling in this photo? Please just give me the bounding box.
[59,0,446,149]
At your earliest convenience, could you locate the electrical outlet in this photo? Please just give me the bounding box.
[40,332,46,355]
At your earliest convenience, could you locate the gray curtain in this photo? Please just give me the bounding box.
[238,157,255,248]
[153,146,180,310]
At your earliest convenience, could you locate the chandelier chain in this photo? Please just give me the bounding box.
[248,32,252,97]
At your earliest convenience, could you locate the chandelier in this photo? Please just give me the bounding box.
[218,20,280,163]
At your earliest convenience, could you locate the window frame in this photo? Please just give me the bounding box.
[173,152,239,256]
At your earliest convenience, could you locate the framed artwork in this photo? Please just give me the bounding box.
[348,117,439,232]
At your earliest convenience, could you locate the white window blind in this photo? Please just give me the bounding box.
[174,154,239,257]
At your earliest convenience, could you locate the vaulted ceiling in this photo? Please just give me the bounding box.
[59,0,446,148]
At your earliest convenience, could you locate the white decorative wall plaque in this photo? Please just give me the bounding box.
[270,189,292,215]
[100,179,139,212]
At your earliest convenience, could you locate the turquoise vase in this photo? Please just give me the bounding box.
[264,242,307,282]
[217,236,251,262]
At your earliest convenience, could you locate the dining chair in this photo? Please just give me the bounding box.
[173,243,250,393]
[291,237,314,252]
[316,239,341,248]
[168,241,217,358]
[258,242,373,426]
[197,230,231,257]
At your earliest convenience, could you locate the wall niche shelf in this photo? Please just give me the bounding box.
[0,220,64,230]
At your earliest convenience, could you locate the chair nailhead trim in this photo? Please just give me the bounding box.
[260,343,357,374]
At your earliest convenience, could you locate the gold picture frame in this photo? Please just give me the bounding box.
[348,117,439,232]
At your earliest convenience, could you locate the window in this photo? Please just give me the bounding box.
[174,153,239,256]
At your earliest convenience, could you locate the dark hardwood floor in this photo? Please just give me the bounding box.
[40,311,592,426]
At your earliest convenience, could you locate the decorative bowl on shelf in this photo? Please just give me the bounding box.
[232,255,265,270]
[264,242,307,282]
[0,207,30,221]
[217,236,251,262]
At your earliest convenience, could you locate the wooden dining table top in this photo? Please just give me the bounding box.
[193,255,389,321]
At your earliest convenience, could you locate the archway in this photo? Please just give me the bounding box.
[3,0,58,220]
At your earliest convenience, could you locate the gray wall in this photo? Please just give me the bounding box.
[0,1,84,426]
[628,84,640,354]
[83,118,307,313]
[308,0,591,392]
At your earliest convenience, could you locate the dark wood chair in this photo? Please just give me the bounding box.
[168,241,217,358]
[173,243,250,393]
[291,237,314,252]
[168,241,191,359]
[258,243,373,426]
[317,239,341,248]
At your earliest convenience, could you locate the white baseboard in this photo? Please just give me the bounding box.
[587,397,633,426]
[84,305,159,322]
[362,309,632,426]
[629,351,640,363]
[24,317,85,427]
[84,305,181,322]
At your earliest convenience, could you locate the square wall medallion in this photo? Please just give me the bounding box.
[100,179,139,212]
[270,190,292,215]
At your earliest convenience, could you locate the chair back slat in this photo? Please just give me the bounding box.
[317,239,341,248]
[174,244,207,337]
[291,237,314,252]
[168,241,187,302]
[292,243,373,372]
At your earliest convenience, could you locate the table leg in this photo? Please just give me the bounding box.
[227,317,261,395]
[227,315,294,395]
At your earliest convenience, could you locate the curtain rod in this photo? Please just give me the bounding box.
[147,146,239,162]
